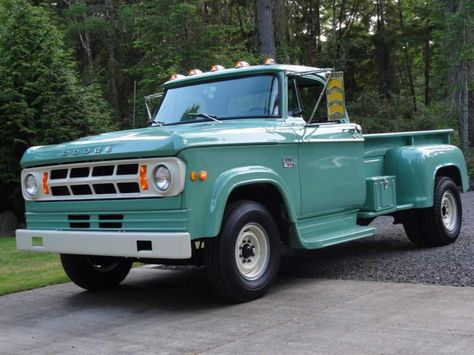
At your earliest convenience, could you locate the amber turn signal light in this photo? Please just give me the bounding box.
[139,165,148,190]
[42,172,49,194]
[199,171,208,181]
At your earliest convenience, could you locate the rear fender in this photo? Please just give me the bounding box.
[384,145,468,208]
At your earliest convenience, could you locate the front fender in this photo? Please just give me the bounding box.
[204,166,298,237]
[385,145,468,208]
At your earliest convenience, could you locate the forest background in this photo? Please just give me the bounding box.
[0,0,473,219]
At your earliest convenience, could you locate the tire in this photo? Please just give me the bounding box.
[204,200,281,302]
[60,254,132,291]
[403,177,462,246]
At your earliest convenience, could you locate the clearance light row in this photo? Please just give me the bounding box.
[169,58,276,81]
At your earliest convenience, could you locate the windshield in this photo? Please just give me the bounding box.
[153,74,280,125]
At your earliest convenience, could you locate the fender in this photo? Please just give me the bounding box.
[385,145,469,209]
[204,166,298,237]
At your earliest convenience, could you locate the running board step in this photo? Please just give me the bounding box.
[294,224,377,249]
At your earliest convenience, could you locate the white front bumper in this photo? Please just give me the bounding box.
[16,229,192,259]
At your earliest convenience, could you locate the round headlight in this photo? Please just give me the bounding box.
[154,165,171,191]
[25,174,38,197]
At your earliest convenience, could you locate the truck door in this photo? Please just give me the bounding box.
[289,74,365,218]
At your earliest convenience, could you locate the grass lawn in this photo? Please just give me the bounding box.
[0,236,69,296]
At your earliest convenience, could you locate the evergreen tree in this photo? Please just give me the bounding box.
[0,0,112,213]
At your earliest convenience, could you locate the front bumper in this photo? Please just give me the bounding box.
[16,229,192,259]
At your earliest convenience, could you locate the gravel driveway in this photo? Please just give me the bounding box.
[280,191,474,286]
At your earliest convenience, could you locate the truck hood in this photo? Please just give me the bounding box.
[21,119,297,167]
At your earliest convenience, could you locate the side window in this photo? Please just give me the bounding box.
[298,83,327,123]
[287,80,301,117]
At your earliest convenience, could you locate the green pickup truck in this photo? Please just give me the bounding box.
[16,63,469,302]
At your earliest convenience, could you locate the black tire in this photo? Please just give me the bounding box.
[60,254,132,291]
[403,177,462,246]
[204,200,281,302]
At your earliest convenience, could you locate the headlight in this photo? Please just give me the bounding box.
[154,165,171,191]
[25,174,38,197]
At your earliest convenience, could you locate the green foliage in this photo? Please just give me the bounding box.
[349,91,457,134]
[0,236,68,296]
[0,0,113,213]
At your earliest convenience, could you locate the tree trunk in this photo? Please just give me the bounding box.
[308,0,321,66]
[397,0,416,112]
[461,70,469,151]
[272,0,289,61]
[445,0,473,150]
[374,0,393,98]
[423,37,431,106]
[104,0,123,124]
[255,0,276,58]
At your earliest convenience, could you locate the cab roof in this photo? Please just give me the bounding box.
[161,64,332,89]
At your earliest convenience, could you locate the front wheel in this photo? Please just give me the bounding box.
[403,177,462,246]
[60,254,132,291]
[204,200,281,302]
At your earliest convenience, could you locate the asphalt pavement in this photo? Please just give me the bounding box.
[0,191,473,354]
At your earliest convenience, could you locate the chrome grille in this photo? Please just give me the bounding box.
[21,157,186,201]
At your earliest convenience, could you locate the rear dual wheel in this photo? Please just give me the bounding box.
[403,177,462,246]
[204,200,281,302]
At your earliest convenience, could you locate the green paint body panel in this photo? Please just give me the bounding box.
[19,65,470,254]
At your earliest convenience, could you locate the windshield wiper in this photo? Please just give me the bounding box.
[149,119,165,127]
[187,112,222,124]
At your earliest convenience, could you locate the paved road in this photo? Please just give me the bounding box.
[1,191,473,354]
[2,268,474,354]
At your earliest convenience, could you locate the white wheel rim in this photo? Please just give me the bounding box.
[234,222,270,281]
[441,190,458,232]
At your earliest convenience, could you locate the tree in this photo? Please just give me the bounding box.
[255,0,276,58]
[0,0,112,213]
[431,0,474,150]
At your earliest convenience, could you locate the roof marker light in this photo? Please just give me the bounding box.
[187,69,203,76]
[234,61,250,68]
[264,57,275,65]
[169,73,185,80]
[210,64,225,72]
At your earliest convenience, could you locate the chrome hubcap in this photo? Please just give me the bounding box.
[235,223,270,281]
[441,190,458,232]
